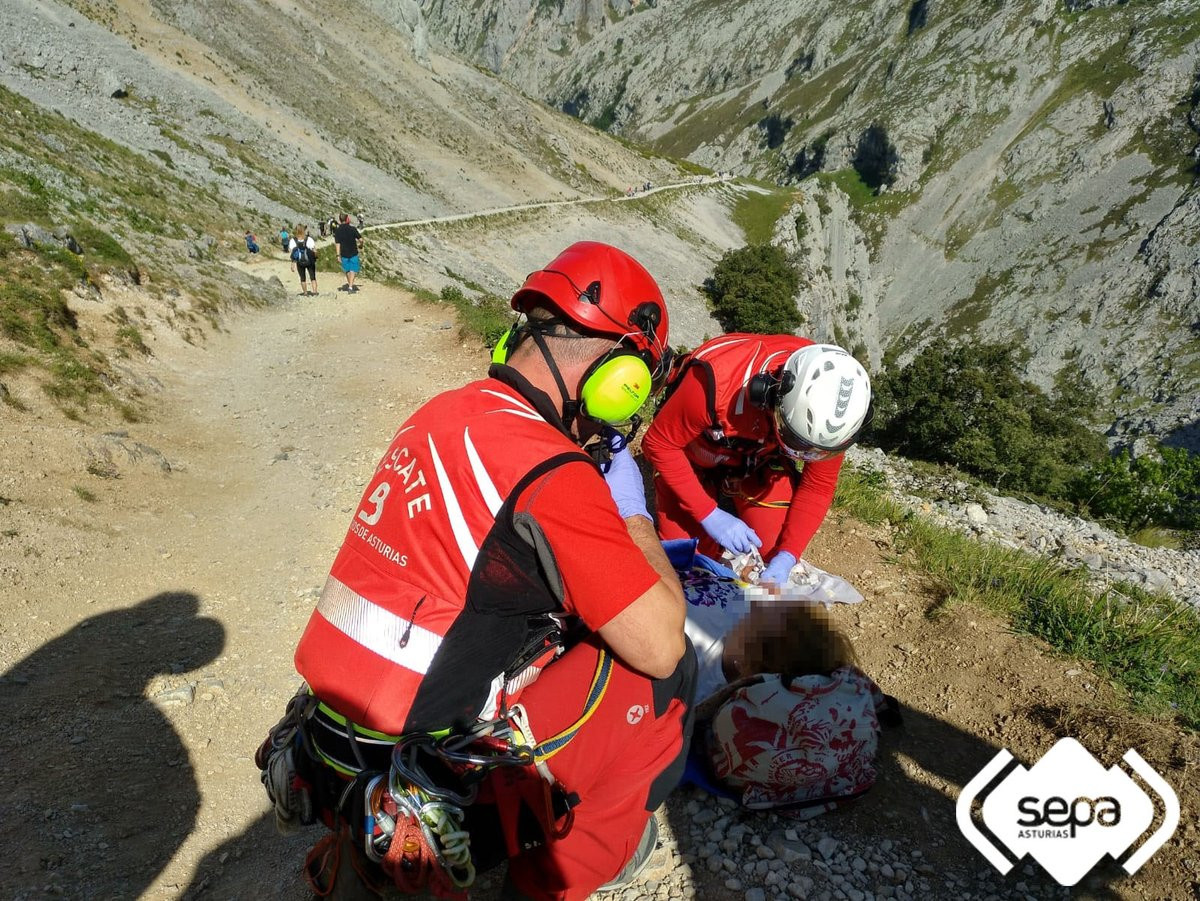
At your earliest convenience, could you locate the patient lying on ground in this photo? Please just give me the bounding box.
[683,581,857,715]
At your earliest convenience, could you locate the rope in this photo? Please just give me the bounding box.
[301,648,613,896]
[303,831,341,897]
[380,787,474,898]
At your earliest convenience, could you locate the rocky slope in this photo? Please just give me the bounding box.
[422,0,1200,450]
[0,0,752,417]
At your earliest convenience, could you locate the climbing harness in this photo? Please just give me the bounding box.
[259,648,615,897]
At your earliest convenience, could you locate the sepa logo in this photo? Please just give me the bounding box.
[956,738,1179,886]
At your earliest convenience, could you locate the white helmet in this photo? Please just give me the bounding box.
[775,344,872,461]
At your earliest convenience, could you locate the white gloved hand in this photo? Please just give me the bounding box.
[700,508,761,555]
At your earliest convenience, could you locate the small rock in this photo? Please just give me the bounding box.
[155,685,194,705]
[816,836,839,861]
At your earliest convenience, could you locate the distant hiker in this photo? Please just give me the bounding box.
[327,216,337,236]
[318,219,326,238]
[244,231,259,254]
[288,226,319,296]
[355,210,365,229]
[279,228,290,253]
[643,337,873,588]
[257,241,692,900]
[332,213,363,293]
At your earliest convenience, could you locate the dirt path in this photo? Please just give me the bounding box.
[0,253,1194,899]
[0,258,481,897]
[359,174,737,233]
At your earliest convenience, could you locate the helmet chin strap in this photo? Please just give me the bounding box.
[527,325,580,434]
[524,320,642,462]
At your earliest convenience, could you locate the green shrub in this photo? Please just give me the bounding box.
[870,338,1107,497]
[1072,447,1200,532]
[702,244,802,334]
[439,285,514,349]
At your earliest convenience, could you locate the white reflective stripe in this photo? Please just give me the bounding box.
[427,433,479,570]
[489,408,544,422]
[463,427,503,517]
[733,346,789,417]
[480,388,542,419]
[761,350,790,371]
[317,576,440,674]
[693,336,746,359]
[504,663,543,697]
[475,672,505,722]
[734,355,759,417]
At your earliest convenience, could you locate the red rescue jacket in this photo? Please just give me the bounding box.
[295,367,591,736]
[666,334,812,472]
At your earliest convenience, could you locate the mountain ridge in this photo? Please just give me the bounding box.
[421,0,1200,451]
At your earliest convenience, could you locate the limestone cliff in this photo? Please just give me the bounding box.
[423,0,1200,449]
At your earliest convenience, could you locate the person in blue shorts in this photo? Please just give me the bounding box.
[332,213,363,293]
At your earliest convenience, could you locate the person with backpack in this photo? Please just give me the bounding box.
[642,336,873,589]
[279,228,290,252]
[257,242,695,900]
[244,231,259,254]
[287,226,319,296]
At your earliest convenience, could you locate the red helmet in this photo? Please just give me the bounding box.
[512,242,670,372]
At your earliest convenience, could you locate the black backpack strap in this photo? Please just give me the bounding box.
[659,356,722,434]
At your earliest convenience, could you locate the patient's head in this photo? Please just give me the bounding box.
[721,601,856,683]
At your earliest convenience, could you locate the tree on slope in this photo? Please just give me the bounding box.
[870,339,1106,498]
[702,244,802,335]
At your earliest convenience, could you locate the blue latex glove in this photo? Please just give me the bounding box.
[604,443,649,521]
[760,551,798,588]
[700,508,761,555]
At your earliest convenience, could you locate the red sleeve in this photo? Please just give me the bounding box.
[516,460,661,631]
[777,454,843,557]
[642,370,720,522]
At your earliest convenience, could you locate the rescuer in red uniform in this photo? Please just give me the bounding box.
[276,242,695,900]
[643,334,873,588]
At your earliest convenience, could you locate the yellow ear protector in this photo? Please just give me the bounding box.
[578,347,654,424]
[491,304,669,425]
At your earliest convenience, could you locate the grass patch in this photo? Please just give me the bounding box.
[944,270,1011,336]
[814,169,918,256]
[731,187,796,245]
[439,285,514,349]
[72,485,97,502]
[1128,526,1184,550]
[835,463,1200,728]
[362,267,513,350]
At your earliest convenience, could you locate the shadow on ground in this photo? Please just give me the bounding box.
[0,591,223,899]
[663,703,1146,900]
